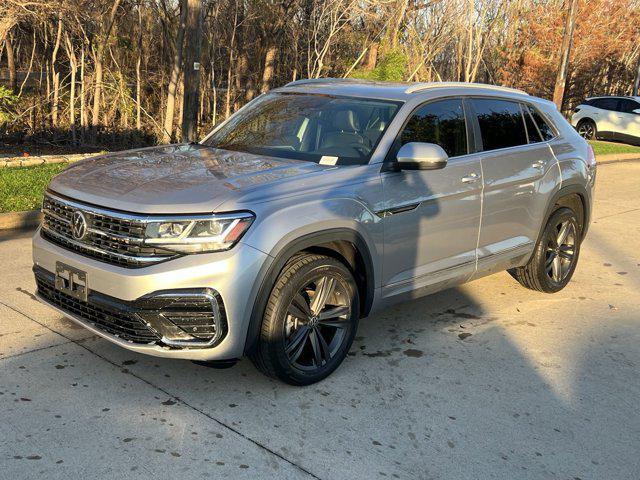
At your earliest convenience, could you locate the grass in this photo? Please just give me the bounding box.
[0,163,69,213]
[589,140,640,156]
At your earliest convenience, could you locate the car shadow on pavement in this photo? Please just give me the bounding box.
[3,270,640,479]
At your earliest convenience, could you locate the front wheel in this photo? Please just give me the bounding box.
[509,207,581,293]
[251,253,359,385]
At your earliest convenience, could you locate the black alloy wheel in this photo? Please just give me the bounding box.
[251,254,359,385]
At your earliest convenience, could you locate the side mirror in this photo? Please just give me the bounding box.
[633,109,640,115]
[396,142,448,170]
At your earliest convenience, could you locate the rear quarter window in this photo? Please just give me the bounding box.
[527,105,556,141]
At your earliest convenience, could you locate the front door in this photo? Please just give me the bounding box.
[380,98,482,301]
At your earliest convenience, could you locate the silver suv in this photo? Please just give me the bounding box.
[33,80,596,385]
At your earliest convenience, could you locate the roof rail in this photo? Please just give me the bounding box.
[405,82,528,96]
[285,77,363,87]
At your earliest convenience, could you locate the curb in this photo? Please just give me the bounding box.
[596,153,640,163]
[0,210,42,231]
[0,153,100,168]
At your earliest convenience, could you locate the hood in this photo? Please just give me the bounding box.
[48,144,327,214]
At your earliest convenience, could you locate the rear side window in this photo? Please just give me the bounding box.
[592,98,619,111]
[396,98,467,157]
[527,105,555,141]
[618,99,640,114]
[471,98,527,151]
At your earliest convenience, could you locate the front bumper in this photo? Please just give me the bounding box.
[32,228,269,360]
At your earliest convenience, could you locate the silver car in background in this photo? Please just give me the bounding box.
[33,79,596,385]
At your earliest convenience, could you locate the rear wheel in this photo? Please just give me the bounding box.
[576,119,597,140]
[251,253,359,385]
[509,207,581,293]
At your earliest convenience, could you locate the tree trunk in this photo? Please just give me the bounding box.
[80,44,87,143]
[225,0,240,119]
[364,42,378,70]
[91,0,122,131]
[5,34,17,93]
[260,44,277,93]
[633,54,640,96]
[64,33,78,144]
[50,17,63,127]
[163,0,188,143]
[181,0,204,142]
[385,0,409,51]
[553,0,578,111]
[233,1,246,111]
[136,3,143,130]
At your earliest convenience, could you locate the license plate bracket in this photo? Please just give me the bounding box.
[55,262,88,302]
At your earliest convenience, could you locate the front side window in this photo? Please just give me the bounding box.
[204,92,401,165]
[471,98,527,151]
[394,99,468,158]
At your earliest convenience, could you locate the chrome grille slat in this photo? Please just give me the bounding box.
[41,193,178,268]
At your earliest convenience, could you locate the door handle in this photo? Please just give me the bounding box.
[532,160,546,170]
[461,173,480,183]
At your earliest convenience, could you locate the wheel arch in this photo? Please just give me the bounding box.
[541,184,590,242]
[243,228,375,355]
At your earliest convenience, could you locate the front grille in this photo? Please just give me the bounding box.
[36,274,161,344]
[41,193,178,268]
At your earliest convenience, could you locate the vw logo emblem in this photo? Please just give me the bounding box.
[71,211,88,240]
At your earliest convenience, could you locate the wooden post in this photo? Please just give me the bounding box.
[553,0,578,112]
[181,0,204,142]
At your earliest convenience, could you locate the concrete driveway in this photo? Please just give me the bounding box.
[1,160,638,480]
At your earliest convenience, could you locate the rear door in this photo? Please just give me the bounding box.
[616,99,640,139]
[591,98,622,136]
[468,98,560,269]
[380,98,482,300]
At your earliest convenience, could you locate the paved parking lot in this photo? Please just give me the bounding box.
[1,160,639,480]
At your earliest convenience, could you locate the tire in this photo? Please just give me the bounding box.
[576,119,597,140]
[250,253,359,386]
[509,207,581,293]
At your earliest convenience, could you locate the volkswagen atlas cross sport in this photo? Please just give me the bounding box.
[33,79,596,385]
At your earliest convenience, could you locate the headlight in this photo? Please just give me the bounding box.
[143,212,254,253]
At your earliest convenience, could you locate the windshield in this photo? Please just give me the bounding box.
[203,93,401,165]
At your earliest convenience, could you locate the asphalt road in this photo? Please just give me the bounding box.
[1,160,639,480]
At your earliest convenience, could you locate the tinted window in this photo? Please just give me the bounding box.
[592,98,619,111]
[471,98,527,151]
[396,99,467,157]
[522,106,543,143]
[618,99,640,114]
[527,105,555,141]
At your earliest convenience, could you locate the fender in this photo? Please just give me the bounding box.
[243,228,375,355]
[539,182,591,244]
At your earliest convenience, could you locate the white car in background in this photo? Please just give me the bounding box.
[571,96,640,146]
